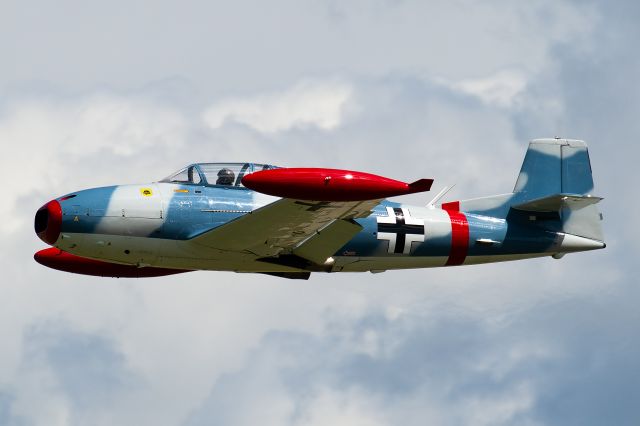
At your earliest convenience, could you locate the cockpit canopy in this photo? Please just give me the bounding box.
[160,163,278,188]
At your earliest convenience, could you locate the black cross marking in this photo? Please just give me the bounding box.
[377,208,425,254]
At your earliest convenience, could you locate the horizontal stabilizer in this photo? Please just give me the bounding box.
[408,179,434,193]
[513,194,603,213]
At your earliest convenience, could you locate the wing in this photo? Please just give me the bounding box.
[191,167,433,266]
[190,198,380,265]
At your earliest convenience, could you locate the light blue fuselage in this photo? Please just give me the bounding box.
[52,182,566,274]
[42,139,606,276]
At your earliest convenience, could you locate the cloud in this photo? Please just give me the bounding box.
[0,1,638,425]
[439,69,528,108]
[0,74,630,426]
[0,93,188,234]
[7,322,139,426]
[202,79,354,133]
[185,266,639,425]
[1,74,629,425]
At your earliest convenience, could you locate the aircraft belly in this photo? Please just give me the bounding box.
[334,256,449,272]
[463,253,551,265]
[58,233,166,266]
[56,233,308,273]
[335,252,553,272]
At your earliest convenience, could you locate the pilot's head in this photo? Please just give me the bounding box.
[216,168,235,185]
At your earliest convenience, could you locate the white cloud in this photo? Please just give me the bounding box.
[0,1,637,424]
[0,0,596,95]
[0,93,188,234]
[202,79,354,133]
[295,388,385,426]
[0,69,628,425]
[461,382,536,426]
[442,69,528,108]
[189,294,630,426]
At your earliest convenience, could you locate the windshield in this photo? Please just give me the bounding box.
[161,165,203,184]
[161,163,277,187]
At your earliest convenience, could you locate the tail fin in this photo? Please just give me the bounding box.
[447,138,604,242]
[513,138,594,198]
[511,139,604,242]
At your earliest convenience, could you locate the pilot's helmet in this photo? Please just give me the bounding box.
[216,168,235,185]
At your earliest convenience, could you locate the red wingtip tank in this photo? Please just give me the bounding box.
[34,248,189,278]
[241,168,433,201]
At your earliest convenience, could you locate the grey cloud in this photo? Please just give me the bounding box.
[0,1,592,98]
[26,325,135,404]
[1,0,638,424]
[200,74,523,197]
[188,279,640,425]
[512,0,640,250]
[19,323,140,420]
[0,392,23,426]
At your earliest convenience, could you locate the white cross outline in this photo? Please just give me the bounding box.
[376,207,425,254]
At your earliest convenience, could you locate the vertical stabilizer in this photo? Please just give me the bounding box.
[514,138,594,199]
[512,139,603,242]
[447,138,604,244]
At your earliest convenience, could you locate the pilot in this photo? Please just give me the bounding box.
[216,168,235,185]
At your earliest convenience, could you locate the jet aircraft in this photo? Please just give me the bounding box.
[34,139,605,279]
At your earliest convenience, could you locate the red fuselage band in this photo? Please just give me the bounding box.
[445,210,469,266]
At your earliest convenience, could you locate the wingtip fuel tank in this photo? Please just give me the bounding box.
[241,168,433,201]
[34,248,189,278]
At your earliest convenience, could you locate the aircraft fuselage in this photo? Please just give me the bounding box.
[39,182,597,275]
[34,140,606,278]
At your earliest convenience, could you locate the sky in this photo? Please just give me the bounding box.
[0,0,638,425]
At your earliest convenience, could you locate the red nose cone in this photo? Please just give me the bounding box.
[34,200,62,245]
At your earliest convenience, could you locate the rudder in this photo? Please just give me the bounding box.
[514,138,594,199]
[512,138,603,242]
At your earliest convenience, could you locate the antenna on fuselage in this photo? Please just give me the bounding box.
[427,184,456,209]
